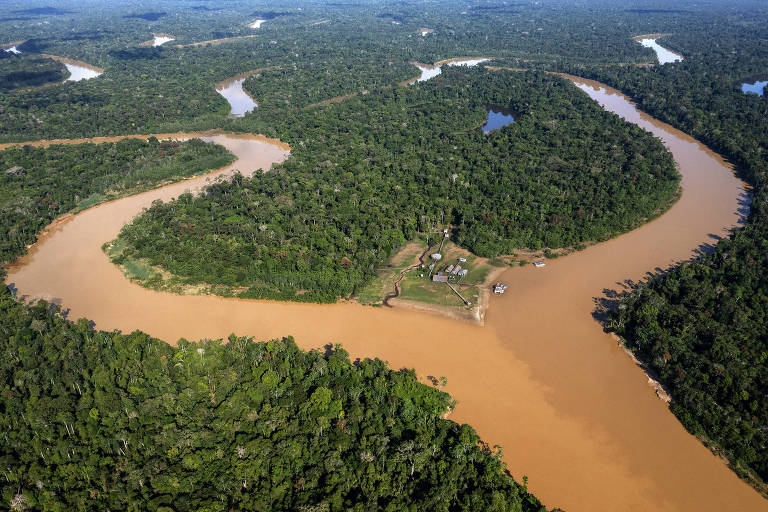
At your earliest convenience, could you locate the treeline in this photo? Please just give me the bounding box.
[0,52,66,90]
[0,40,422,141]
[0,0,691,142]
[115,67,678,301]
[610,220,768,487]
[0,287,552,511]
[0,138,234,264]
[582,18,768,490]
[242,59,414,109]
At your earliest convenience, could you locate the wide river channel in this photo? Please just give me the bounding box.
[3,77,765,511]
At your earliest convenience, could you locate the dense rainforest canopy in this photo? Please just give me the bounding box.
[2,0,768,502]
[114,67,678,302]
[0,288,549,511]
[0,51,66,91]
[0,0,667,142]
[0,138,234,265]
[577,25,768,490]
[0,117,553,512]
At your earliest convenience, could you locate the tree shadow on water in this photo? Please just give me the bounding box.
[593,286,627,328]
[736,191,751,225]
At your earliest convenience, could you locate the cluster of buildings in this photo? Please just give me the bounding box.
[431,259,469,283]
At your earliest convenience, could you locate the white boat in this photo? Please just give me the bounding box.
[493,283,508,294]
[533,261,546,268]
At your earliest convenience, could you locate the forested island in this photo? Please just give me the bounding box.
[2,0,768,508]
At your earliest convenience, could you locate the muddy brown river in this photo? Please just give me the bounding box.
[4,80,766,511]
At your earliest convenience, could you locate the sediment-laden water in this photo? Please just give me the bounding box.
[3,77,763,511]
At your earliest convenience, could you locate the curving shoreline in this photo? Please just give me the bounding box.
[2,73,764,511]
[139,33,176,47]
[632,34,684,64]
[175,35,257,48]
[36,54,103,82]
[0,130,290,152]
[214,68,279,116]
[0,41,103,83]
[400,57,493,85]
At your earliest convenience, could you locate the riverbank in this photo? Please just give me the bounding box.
[4,76,763,511]
[0,40,27,50]
[175,35,257,48]
[139,33,176,47]
[38,54,104,81]
[215,68,277,116]
[38,54,104,74]
[0,47,103,86]
[632,34,684,64]
[632,33,673,41]
[0,130,290,152]
[380,241,508,325]
[399,57,494,85]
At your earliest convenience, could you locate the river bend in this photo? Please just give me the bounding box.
[3,78,763,511]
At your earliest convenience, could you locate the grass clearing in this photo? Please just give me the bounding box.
[104,238,162,283]
[397,240,504,311]
[357,240,428,304]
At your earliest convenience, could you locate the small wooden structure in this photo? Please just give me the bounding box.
[448,282,471,305]
[432,273,449,283]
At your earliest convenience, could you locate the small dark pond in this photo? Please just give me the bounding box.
[741,80,767,97]
[482,107,515,134]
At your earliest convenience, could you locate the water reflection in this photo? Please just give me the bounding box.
[64,63,102,82]
[216,75,258,116]
[638,38,683,65]
[482,107,515,133]
[152,36,175,47]
[741,80,767,96]
[412,58,489,83]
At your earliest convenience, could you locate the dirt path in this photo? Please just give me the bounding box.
[382,244,433,307]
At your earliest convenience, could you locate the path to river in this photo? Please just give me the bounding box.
[3,72,765,510]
